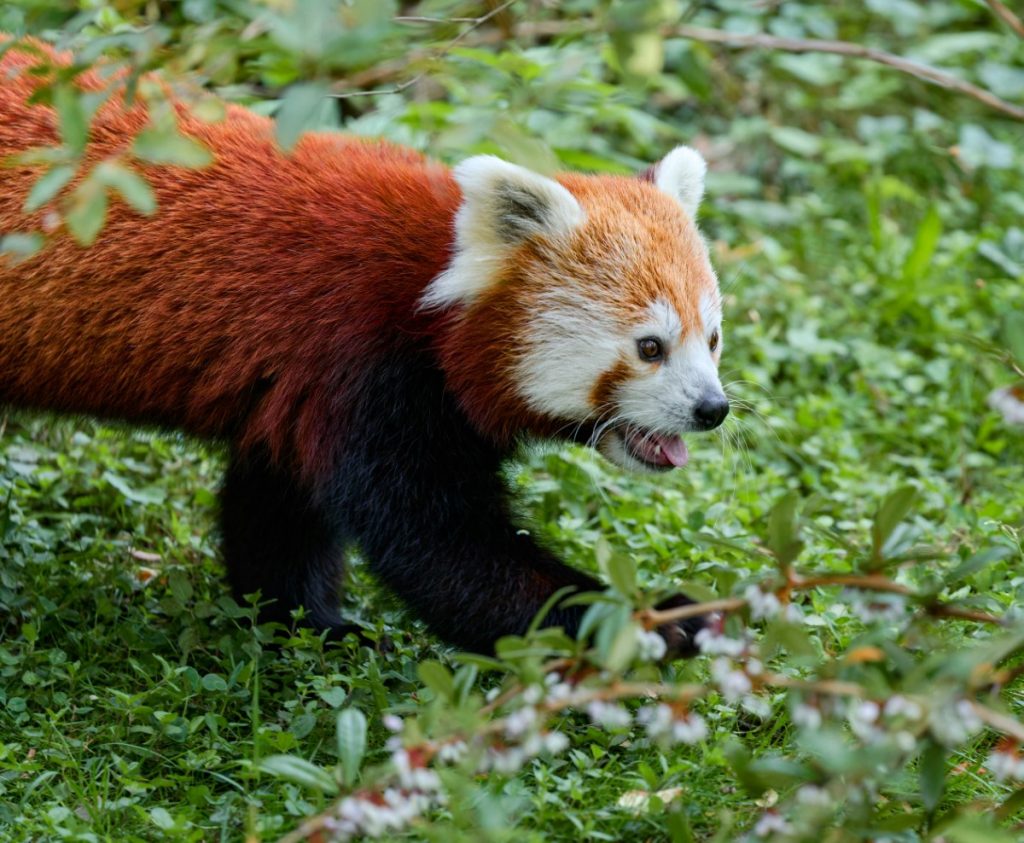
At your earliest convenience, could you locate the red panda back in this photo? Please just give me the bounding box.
[0,41,460,474]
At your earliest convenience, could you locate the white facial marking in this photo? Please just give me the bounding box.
[647,297,682,340]
[700,289,722,338]
[421,156,585,310]
[654,146,707,219]
[515,290,620,419]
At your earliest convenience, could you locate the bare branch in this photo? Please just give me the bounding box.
[663,24,1024,122]
[333,16,1024,122]
[639,597,747,628]
[986,0,1024,39]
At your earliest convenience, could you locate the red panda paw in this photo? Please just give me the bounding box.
[651,593,711,659]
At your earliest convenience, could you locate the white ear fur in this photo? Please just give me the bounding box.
[454,155,584,247]
[653,145,706,218]
[422,156,585,309]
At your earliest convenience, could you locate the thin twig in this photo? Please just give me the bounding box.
[332,17,1024,121]
[985,0,1024,39]
[972,700,1024,743]
[644,573,1005,627]
[790,573,912,595]
[929,603,1006,626]
[330,0,517,99]
[664,24,1024,121]
[395,15,482,24]
[640,597,747,628]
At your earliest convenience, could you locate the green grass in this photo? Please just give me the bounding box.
[3,2,1024,840]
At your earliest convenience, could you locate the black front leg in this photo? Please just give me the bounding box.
[334,352,704,654]
[221,446,356,637]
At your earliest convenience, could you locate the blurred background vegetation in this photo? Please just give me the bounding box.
[2,1,1024,841]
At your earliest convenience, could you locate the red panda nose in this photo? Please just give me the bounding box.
[694,392,730,431]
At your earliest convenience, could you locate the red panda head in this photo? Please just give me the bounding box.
[426,147,727,472]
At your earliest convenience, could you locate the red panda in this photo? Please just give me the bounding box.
[0,41,728,654]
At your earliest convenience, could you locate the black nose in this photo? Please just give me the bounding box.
[694,392,729,430]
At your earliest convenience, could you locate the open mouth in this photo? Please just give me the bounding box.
[620,426,689,470]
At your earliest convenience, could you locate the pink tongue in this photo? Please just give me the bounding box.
[656,434,689,467]
[633,432,689,467]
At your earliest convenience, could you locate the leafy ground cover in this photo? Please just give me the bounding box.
[2,1,1024,840]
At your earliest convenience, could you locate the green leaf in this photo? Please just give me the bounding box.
[770,126,823,158]
[940,814,1019,843]
[871,485,919,565]
[24,165,76,212]
[666,809,694,843]
[1002,311,1024,366]
[319,686,347,708]
[417,660,454,700]
[149,807,175,830]
[200,673,228,692]
[919,741,945,813]
[167,570,193,603]
[947,546,1013,584]
[0,232,44,261]
[902,205,942,283]
[336,707,367,787]
[599,542,637,598]
[275,82,329,152]
[95,160,156,215]
[133,128,213,168]
[64,171,108,246]
[259,755,338,795]
[53,85,89,153]
[765,492,803,568]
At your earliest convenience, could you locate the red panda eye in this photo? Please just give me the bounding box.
[709,330,720,353]
[637,337,664,362]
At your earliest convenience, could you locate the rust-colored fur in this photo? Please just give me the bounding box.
[0,40,719,652]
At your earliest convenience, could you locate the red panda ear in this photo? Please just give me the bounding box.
[422,156,584,309]
[453,155,584,245]
[645,145,706,219]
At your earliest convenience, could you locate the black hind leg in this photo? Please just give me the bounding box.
[220,447,352,637]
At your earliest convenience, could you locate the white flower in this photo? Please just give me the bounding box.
[488,747,525,774]
[929,698,983,746]
[636,628,668,662]
[782,602,805,624]
[741,695,771,719]
[504,706,538,739]
[435,740,467,764]
[753,811,792,838]
[795,785,831,808]
[695,628,747,657]
[883,695,923,722]
[586,700,632,730]
[671,713,708,744]
[848,592,906,624]
[522,685,542,705]
[637,704,707,744]
[543,730,570,754]
[382,714,403,733]
[637,703,674,738]
[987,749,1024,781]
[544,673,573,701]
[989,385,1024,425]
[848,700,882,742]
[791,702,822,731]
[711,658,752,702]
[745,585,782,621]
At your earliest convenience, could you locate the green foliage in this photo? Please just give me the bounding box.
[3,0,1024,841]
